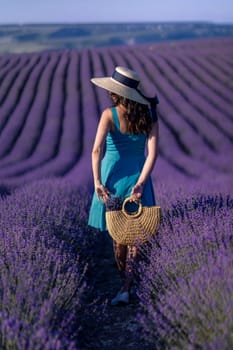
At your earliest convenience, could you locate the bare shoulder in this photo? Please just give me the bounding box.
[100,108,114,131]
[101,108,113,121]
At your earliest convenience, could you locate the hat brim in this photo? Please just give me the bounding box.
[91,77,150,106]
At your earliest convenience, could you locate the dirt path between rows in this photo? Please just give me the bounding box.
[82,232,154,350]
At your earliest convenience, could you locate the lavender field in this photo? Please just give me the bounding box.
[0,37,233,349]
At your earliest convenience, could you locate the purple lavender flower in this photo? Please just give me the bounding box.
[105,196,123,211]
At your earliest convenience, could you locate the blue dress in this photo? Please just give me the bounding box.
[88,107,156,231]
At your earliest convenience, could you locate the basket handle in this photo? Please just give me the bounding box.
[122,197,143,218]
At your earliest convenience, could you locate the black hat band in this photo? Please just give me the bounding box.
[112,70,139,89]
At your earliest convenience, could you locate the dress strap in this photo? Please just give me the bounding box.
[112,107,120,130]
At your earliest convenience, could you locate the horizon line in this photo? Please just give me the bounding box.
[0,20,233,26]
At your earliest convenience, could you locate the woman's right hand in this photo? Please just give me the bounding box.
[95,183,110,202]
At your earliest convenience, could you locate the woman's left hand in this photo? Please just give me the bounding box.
[95,184,110,202]
[131,183,144,200]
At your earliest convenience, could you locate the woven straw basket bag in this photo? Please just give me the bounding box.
[106,197,161,245]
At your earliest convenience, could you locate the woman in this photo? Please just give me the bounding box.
[88,66,159,305]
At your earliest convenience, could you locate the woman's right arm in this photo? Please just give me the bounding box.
[92,108,112,200]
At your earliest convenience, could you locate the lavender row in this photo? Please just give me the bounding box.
[0,55,42,159]
[23,51,83,178]
[0,56,11,70]
[16,51,76,179]
[0,56,21,95]
[0,52,71,182]
[161,53,233,121]
[65,49,99,185]
[0,53,50,166]
[0,53,61,177]
[155,53,233,139]
[177,53,233,106]
[0,55,30,132]
[208,54,233,81]
[89,49,112,112]
[191,54,233,102]
[146,52,232,151]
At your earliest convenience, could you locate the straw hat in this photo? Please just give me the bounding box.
[91,66,150,105]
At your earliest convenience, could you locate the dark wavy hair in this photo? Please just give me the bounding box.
[110,93,154,136]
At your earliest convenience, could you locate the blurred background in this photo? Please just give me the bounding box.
[0,0,232,53]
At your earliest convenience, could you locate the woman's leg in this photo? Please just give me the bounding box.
[123,245,140,292]
[111,242,141,305]
[112,240,127,286]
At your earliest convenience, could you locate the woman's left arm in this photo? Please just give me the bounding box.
[131,121,159,199]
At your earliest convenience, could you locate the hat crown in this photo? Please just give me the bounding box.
[91,66,150,105]
[115,66,140,82]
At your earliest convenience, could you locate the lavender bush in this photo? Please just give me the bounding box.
[137,193,233,349]
[0,225,85,349]
[0,178,98,260]
[138,250,233,350]
[139,193,233,292]
[0,179,104,349]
